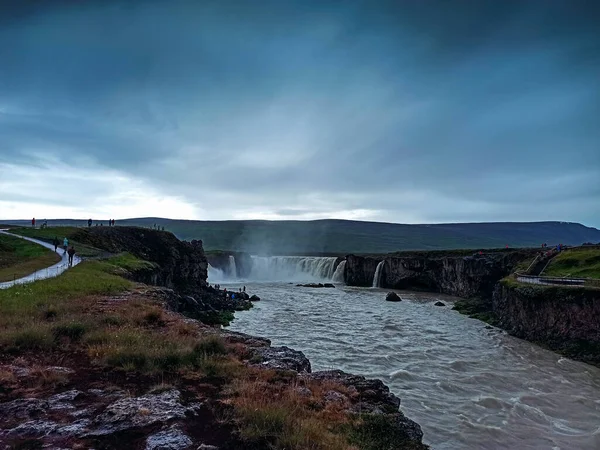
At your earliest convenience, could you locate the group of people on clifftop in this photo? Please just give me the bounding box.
[88,218,115,227]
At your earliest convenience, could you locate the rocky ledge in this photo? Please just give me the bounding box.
[222,330,427,448]
[296,283,336,288]
[1,328,428,450]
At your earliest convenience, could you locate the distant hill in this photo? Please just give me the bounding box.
[4,218,600,254]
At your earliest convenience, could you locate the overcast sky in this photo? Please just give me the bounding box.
[1,0,599,226]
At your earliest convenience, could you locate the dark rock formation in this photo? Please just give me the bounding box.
[145,426,193,450]
[386,292,402,302]
[301,370,425,445]
[249,294,261,301]
[72,226,208,291]
[296,283,335,288]
[148,287,252,325]
[0,389,203,443]
[345,254,382,287]
[346,250,537,298]
[251,346,312,373]
[90,390,201,436]
[492,281,600,366]
[434,301,446,307]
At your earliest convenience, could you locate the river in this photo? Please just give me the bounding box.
[225,281,600,449]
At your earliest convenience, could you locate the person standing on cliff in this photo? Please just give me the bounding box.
[63,237,69,255]
[32,217,35,228]
[52,236,59,252]
[88,218,92,227]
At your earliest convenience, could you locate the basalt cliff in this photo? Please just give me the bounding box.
[344,250,536,298]
[492,281,600,366]
[342,249,600,367]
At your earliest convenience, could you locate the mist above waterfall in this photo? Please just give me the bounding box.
[249,256,340,282]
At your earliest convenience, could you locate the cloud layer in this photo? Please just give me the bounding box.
[1,0,599,226]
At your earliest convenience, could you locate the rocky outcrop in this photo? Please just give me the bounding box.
[346,250,536,298]
[0,388,202,446]
[72,226,208,291]
[386,292,402,302]
[252,346,312,372]
[344,254,382,287]
[301,370,425,446]
[220,332,427,449]
[296,283,335,288]
[492,281,600,366]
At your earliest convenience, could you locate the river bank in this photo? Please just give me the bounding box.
[0,227,427,449]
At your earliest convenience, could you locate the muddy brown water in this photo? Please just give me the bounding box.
[226,282,600,450]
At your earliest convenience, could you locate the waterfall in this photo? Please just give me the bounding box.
[207,263,225,282]
[332,260,347,283]
[249,256,339,281]
[228,255,237,279]
[372,260,384,288]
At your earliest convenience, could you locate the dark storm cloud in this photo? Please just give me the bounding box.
[1,0,599,225]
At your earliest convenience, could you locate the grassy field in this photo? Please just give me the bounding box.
[543,247,600,279]
[0,233,60,282]
[8,226,105,257]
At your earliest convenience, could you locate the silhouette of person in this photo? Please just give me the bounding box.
[67,246,76,266]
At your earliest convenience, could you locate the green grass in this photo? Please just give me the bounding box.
[543,247,600,279]
[107,252,158,271]
[9,227,104,258]
[0,258,133,351]
[0,254,238,376]
[0,234,61,282]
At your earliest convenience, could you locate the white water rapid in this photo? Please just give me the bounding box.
[249,256,339,281]
[332,260,347,283]
[228,255,237,278]
[372,260,384,287]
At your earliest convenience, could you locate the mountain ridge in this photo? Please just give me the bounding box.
[3,219,599,254]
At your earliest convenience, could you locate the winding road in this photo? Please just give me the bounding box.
[0,230,82,289]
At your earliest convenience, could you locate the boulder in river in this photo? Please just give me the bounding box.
[386,292,402,302]
[296,283,336,288]
[434,301,446,307]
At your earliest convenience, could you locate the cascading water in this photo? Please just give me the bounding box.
[207,263,225,282]
[332,260,347,283]
[228,255,237,278]
[372,260,384,287]
[249,256,339,281]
